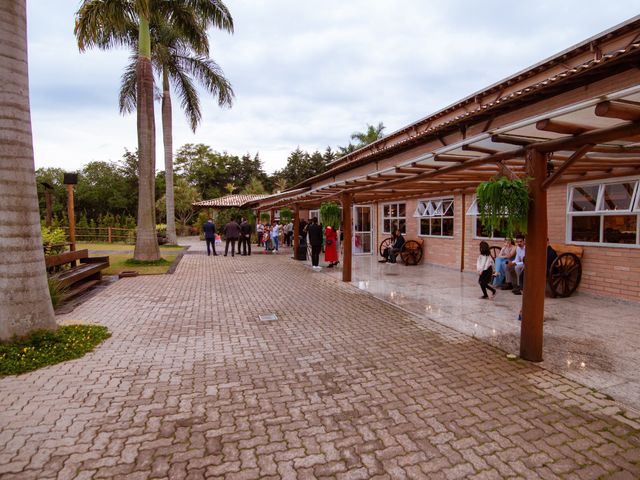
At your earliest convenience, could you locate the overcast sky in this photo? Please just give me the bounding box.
[27,1,639,174]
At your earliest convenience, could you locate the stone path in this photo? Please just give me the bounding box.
[0,251,639,479]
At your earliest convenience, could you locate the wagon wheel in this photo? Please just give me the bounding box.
[400,240,423,266]
[548,253,582,298]
[379,237,394,257]
[489,246,501,261]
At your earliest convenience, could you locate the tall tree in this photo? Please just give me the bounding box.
[75,0,232,259]
[119,16,234,244]
[0,1,57,340]
[350,122,386,147]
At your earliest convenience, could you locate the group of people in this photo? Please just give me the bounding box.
[202,217,253,257]
[476,233,558,302]
[202,216,340,269]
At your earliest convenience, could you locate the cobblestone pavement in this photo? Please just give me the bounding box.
[1,247,639,479]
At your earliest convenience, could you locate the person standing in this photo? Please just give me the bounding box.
[271,221,280,253]
[324,225,339,267]
[307,217,323,269]
[256,222,264,246]
[203,218,217,256]
[240,217,252,256]
[477,241,496,299]
[223,217,241,257]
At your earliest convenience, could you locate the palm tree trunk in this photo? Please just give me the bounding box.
[133,13,160,261]
[162,68,177,245]
[0,1,56,340]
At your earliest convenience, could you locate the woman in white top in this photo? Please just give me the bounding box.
[270,222,280,252]
[477,241,496,299]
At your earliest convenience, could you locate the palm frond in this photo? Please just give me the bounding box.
[118,54,138,114]
[177,55,235,108]
[187,0,234,33]
[74,0,136,51]
[169,65,202,132]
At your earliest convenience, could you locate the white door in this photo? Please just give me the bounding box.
[353,205,373,255]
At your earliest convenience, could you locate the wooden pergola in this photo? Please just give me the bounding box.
[257,21,640,362]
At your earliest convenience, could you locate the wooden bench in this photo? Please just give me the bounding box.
[45,249,109,298]
[547,243,584,298]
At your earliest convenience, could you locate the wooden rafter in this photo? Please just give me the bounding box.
[541,144,593,190]
[491,134,536,146]
[536,119,591,135]
[595,100,640,121]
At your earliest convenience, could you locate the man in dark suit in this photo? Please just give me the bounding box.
[203,218,217,256]
[307,217,323,270]
[223,218,241,257]
[240,217,252,256]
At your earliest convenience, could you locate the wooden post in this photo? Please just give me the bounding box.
[44,188,53,227]
[460,193,466,272]
[270,208,276,224]
[108,226,112,243]
[293,204,300,259]
[520,149,548,362]
[341,193,353,282]
[66,183,76,252]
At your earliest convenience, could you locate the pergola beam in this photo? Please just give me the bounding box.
[542,144,594,190]
[595,100,640,121]
[536,119,590,135]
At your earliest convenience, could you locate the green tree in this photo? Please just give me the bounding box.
[75,0,232,260]
[0,1,57,340]
[119,16,234,245]
[350,122,386,146]
[156,177,200,232]
[274,147,332,188]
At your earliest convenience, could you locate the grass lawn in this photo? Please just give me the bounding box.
[78,242,185,252]
[95,253,178,275]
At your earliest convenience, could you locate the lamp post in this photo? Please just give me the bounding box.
[63,173,78,252]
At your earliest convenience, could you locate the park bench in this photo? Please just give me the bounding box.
[45,249,109,298]
[379,237,424,266]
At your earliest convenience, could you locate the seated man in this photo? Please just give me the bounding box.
[504,233,525,294]
[381,228,405,263]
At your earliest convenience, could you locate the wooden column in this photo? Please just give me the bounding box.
[293,204,300,259]
[270,208,276,224]
[341,193,353,282]
[520,148,548,362]
[66,183,76,252]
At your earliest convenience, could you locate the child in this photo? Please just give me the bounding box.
[477,241,496,299]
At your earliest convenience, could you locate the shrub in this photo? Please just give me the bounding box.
[47,277,67,308]
[0,325,111,376]
[41,226,67,255]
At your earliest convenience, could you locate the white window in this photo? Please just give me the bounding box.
[466,197,509,239]
[308,209,320,224]
[567,177,639,247]
[415,198,454,237]
[382,202,406,234]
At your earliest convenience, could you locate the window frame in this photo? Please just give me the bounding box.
[415,197,455,238]
[467,196,508,240]
[566,176,640,248]
[381,202,406,234]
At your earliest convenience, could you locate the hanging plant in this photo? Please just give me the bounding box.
[476,176,530,239]
[260,212,271,223]
[319,202,341,229]
[279,208,293,223]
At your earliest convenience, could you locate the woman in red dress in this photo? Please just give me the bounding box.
[324,225,339,267]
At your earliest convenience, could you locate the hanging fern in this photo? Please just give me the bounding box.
[319,202,341,229]
[476,176,530,239]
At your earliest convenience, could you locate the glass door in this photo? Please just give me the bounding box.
[353,205,373,255]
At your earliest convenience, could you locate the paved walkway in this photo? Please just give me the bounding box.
[0,242,639,479]
[322,253,640,413]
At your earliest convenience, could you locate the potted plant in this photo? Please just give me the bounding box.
[476,176,530,239]
[319,202,341,229]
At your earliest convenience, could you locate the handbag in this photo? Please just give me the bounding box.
[326,239,333,246]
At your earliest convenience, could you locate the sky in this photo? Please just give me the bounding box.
[27,1,640,174]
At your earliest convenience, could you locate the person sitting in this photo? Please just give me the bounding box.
[492,238,516,287]
[503,233,525,294]
[381,228,405,263]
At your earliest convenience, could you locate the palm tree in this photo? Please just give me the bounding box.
[0,1,57,340]
[119,21,234,245]
[75,0,233,260]
[350,122,386,147]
